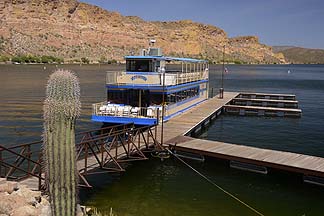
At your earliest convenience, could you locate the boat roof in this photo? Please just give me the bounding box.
[124,55,208,63]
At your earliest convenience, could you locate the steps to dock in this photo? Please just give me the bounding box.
[230,98,299,108]
[224,92,302,117]
[224,104,302,117]
[238,92,296,100]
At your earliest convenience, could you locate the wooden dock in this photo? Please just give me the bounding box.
[230,97,299,108]
[156,91,240,140]
[5,91,321,190]
[238,92,296,100]
[172,138,324,178]
[223,92,302,117]
[224,104,302,117]
[154,92,323,183]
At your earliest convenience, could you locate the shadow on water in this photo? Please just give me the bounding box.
[81,156,324,216]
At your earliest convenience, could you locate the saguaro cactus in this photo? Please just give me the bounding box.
[43,69,81,216]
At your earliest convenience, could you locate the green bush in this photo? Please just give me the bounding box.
[11,56,23,63]
[99,56,106,64]
[10,55,63,64]
[81,57,90,64]
[233,60,242,64]
[41,55,64,64]
[107,59,117,64]
[0,55,10,62]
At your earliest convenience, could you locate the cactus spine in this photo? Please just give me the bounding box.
[43,69,81,216]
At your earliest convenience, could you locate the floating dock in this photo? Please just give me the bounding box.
[237,92,296,100]
[230,97,299,108]
[224,104,302,117]
[224,92,302,117]
[154,92,324,183]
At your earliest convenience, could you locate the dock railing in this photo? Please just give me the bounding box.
[0,141,44,190]
[106,70,208,86]
[1,123,161,189]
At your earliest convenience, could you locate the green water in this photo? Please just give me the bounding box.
[82,64,324,216]
[83,158,324,216]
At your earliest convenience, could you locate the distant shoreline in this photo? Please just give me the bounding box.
[1,62,324,66]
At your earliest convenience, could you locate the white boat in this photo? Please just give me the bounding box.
[92,45,209,125]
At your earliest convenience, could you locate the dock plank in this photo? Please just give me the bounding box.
[232,98,299,104]
[174,139,324,177]
[162,96,323,177]
[224,105,302,113]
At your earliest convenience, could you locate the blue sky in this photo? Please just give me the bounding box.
[82,0,324,49]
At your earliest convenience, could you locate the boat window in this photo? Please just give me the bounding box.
[167,87,199,105]
[150,94,163,105]
[126,60,153,72]
[107,90,125,104]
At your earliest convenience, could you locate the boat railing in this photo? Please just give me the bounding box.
[93,102,163,121]
[106,71,122,84]
[106,70,208,86]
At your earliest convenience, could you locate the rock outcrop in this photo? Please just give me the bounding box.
[0,0,285,63]
[273,46,324,64]
[0,178,87,216]
[0,178,51,216]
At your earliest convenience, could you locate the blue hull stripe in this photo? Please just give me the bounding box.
[91,115,157,125]
[106,79,208,91]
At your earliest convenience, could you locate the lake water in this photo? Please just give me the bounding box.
[1,64,324,215]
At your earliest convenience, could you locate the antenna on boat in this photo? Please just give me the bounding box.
[149,39,156,48]
[161,66,166,146]
[219,45,225,99]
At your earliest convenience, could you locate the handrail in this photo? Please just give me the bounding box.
[92,103,163,121]
[1,140,42,150]
[0,145,42,166]
[76,123,134,136]
[106,70,208,86]
[1,123,160,189]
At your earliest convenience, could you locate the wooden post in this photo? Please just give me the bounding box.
[84,144,88,175]
[100,139,104,167]
[155,108,159,148]
[0,148,2,177]
[38,163,42,191]
[161,69,166,146]
[27,145,31,177]
[139,90,142,108]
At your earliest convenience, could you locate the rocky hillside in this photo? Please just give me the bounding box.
[273,46,324,64]
[0,0,285,63]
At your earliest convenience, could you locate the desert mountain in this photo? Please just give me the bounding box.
[273,46,324,64]
[0,0,285,63]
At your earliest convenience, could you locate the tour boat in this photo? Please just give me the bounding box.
[92,44,209,125]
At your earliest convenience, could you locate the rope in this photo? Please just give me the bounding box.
[166,148,265,216]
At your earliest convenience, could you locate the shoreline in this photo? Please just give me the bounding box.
[1,62,324,66]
